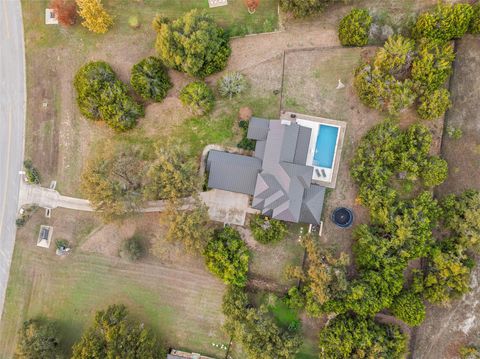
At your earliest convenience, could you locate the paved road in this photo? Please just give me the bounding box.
[0,0,25,320]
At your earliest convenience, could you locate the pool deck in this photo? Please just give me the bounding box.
[280,111,346,189]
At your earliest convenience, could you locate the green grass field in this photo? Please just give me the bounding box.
[0,211,229,358]
[23,0,279,50]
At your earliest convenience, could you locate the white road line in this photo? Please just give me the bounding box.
[0,108,13,236]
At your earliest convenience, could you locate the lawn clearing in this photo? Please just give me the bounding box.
[0,209,229,358]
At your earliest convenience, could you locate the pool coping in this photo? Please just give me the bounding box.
[280,111,347,189]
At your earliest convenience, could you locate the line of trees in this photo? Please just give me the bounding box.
[16,305,164,358]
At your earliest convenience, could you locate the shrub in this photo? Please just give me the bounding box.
[16,319,61,359]
[422,156,448,187]
[280,0,324,18]
[204,226,250,286]
[417,88,451,120]
[23,160,41,184]
[390,290,426,326]
[447,125,463,139]
[130,57,172,102]
[76,0,113,34]
[121,235,144,261]
[217,72,248,99]
[442,190,480,251]
[179,81,215,115]
[412,40,455,93]
[249,215,288,244]
[50,0,77,26]
[237,120,256,150]
[338,8,372,47]
[128,15,139,29]
[318,314,407,359]
[155,10,231,78]
[413,3,473,41]
[74,61,144,131]
[470,2,480,34]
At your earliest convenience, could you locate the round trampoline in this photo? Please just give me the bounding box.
[331,207,354,228]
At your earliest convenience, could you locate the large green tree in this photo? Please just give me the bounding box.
[143,141,200,201]
[204,226,250,287]
[72,304,163,359]
[154,10,231,78]
[81,141,150,220]
[74,61,144,131]
[222,286,302,359]
[249,215,288,244]
[16,319,62,359]
[318,314,407,359]
[285,235,348,317]
[130,56,172,102]
[442,190,480,251]
[157,198,212,254]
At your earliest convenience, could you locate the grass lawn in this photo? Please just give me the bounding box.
[0,210,229,358]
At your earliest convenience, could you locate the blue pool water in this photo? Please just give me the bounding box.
[312,125,339,168]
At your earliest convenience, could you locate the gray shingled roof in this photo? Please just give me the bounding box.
[207,119,326,225]
[247,117,269,140]
[207,150,261,195]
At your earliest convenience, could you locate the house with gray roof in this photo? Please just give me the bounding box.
[206,117,327,225]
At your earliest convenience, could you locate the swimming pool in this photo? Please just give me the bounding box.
[312,124,339,168]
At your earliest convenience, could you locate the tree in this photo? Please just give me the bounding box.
[50,0,76,26]
[143,141,200,201]
[222,286,302,359]
[470,2,480,34]
[417,88,451,120]
[338,8,372,47]
[280,0,324,18]
[76,0,113,34]
[413,243,472,305]
[16,319,62,359]
[81,141,149,220]
[442,190,480,251]
[155,10,231,78]
[130,57,172,102]
[318,314,407,359]
[412,40,455,93]
[74,61,144,131]
[249,215,288,244]
[217,72,248,99]
[390,290,426,326]
[422,156,448,187]
[244,0,260,13]
[179,82,215,115]
[159,199,212,254]
[413,3,473,41]
[285,235,348,317]
[354,36,416,115]
[204,226,250,286]
[72,304,163,358]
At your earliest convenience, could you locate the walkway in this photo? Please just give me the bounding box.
[18,182,252,226]
[0,0,26,321]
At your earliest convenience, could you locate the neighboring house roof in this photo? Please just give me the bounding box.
[206,150,261,195]
[207,118,326,224]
